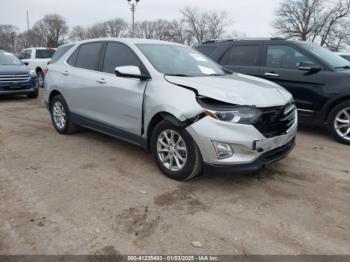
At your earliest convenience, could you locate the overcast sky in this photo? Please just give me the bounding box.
[1,0,282,37]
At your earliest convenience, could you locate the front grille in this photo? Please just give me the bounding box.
[254,102,296,138]
[0,74,30,82]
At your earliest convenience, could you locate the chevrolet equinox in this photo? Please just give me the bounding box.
[44,38,297,181]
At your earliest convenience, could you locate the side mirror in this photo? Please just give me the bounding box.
[23,62,29,66]
[115,66,149,80]
[298,62,321,73]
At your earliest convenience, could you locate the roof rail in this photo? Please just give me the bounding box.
[201,37,286,44]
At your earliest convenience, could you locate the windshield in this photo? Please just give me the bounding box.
[137,44,228,77]
[301,42,350,69]
[0,51,22,65]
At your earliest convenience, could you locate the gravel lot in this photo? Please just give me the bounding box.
[0,91,349,255]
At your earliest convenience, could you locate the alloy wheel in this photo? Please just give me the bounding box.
[157,129,188,171]
[334,107,350,141]
[53,101,66,130]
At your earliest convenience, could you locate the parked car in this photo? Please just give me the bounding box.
[0,50,38,98]
[196,38,350,145]
[44,38,297,181]
[335,52,350,62]
[18,47,56,87]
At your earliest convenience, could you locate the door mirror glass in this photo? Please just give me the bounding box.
[115,66,148,80]
[298,62,321,73]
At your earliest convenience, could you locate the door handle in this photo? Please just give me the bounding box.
[62,70,69,76]
[96,79,106,84]
[264,72,279,77]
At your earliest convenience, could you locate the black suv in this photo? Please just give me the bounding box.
[196,38,350,145]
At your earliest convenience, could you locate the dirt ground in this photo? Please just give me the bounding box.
[0,91,349,255]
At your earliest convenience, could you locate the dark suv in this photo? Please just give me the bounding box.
[196,38,350,145]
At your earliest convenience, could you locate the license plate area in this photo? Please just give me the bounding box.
[10,83,21,89]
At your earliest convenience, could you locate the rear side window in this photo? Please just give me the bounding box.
[196,46,216,57]
[102,42,141,74]
[50,45,73,64]
[67,48,79,66]
[75,42,104,71]
[220,45,260,66]
[35,49,56,59]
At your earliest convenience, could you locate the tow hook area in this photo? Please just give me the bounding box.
[253,140,265,153]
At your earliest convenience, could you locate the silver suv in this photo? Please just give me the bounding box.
[44,38,297,181]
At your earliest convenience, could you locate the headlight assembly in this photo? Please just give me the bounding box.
[29,70,37,77]
[205,106,261,124]
[197,95,261,124]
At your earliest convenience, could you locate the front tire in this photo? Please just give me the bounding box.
[50,95,77,135]
[37,70,45,88]
[328,101,350,145]
[151,120,202,181]
[27,89,39,99]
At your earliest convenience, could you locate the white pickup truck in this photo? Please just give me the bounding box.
[18,47,56,87]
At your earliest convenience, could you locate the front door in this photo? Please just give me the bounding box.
[260,44,325,112]
[95,41,148,137]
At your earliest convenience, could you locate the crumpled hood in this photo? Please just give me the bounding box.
[165,73,293,107]
[0,65,30,74]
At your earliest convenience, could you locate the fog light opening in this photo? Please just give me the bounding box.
[212,141,233,159]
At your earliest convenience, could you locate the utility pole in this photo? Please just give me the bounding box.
[126,0,140,37]
[26,10,30,32]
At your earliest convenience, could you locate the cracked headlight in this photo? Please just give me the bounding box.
[205,106,261,124]
[197,96,261,124]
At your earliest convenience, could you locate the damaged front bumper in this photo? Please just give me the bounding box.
[186,114,297,174]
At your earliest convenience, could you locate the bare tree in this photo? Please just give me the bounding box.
[32,14,69,47]
[85,22,108,39]
[206,10,229,40]
[317,0,350,46]
[180,6,230,44]
[273,0,350,49]
[134,21,157,38]
[181,6,208,44]
[0,25,18,51]
[69,25,88,41]
[104,18,128,37]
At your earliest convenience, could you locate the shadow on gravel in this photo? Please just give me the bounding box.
[298,122,332,141]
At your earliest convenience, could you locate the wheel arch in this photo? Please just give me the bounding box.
[48,90,63,109]
[145,112,183,151]
[35,67,43,73]
[145,110,205,151]
[324,94,350,123]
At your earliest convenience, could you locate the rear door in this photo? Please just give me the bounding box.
[218,44,262,76]
[260,44,325,112]
[62,41,106,121]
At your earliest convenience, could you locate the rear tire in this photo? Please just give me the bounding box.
[151,120,202,181]
[327,101,350,145]
[50,95,78,135]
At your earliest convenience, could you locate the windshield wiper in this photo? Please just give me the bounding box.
[335,65,350,69]
[165,74,191,77]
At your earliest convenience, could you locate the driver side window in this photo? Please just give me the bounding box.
[102,42,142,74]
[266,45,316,69]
